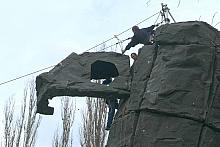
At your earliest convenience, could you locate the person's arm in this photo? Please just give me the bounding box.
[122,37,138,54]
[146,25,155,32]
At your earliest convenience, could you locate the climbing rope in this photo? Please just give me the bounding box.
[0,11,161,86]
[114,35,124,52]
[85,11,160,52]
[0,65,56,86]
[154,11,161,25]
[98,37,131,52]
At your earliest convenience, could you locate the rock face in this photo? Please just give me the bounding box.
[36,52,130,115]
[36,21,220,146]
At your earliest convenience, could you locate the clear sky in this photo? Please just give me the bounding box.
[0,0,219,147]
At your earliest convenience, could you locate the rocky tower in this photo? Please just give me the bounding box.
[36,21,220,146]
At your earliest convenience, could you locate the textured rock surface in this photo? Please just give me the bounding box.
[107,21,220,147]
[36,21,220,146]
[36,52,130,114]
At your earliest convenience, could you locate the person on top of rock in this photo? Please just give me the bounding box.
[122,24,157,54]
[102,77,119,131]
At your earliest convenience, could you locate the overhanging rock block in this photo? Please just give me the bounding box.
[36,52,130,115]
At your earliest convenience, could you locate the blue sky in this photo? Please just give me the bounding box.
[0,0,219,147]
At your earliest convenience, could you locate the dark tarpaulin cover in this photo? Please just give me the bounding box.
[91,60,119,79]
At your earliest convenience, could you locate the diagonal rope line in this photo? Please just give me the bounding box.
[0,65,56,86]
[117,11,160,36]
[85,11,160,52]
[0,11,160,86]
[84,37,115,52]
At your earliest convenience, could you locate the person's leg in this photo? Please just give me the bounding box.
[115,99,119,109]
[106,100,116,130]
[106,107,113,130]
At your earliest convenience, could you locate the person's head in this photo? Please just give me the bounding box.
[132,26,139,33]
[131,53,138,61]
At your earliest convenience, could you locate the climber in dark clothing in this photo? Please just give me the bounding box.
[122,25,156,54]
[102,78,112,85]
[102,78,119,130]
[130,53,138,80]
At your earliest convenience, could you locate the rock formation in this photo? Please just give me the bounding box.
[36,21,220,146]
[36,52,130,115]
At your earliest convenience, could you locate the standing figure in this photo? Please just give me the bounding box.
[102,77,119,130]
[130,53,138,81]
